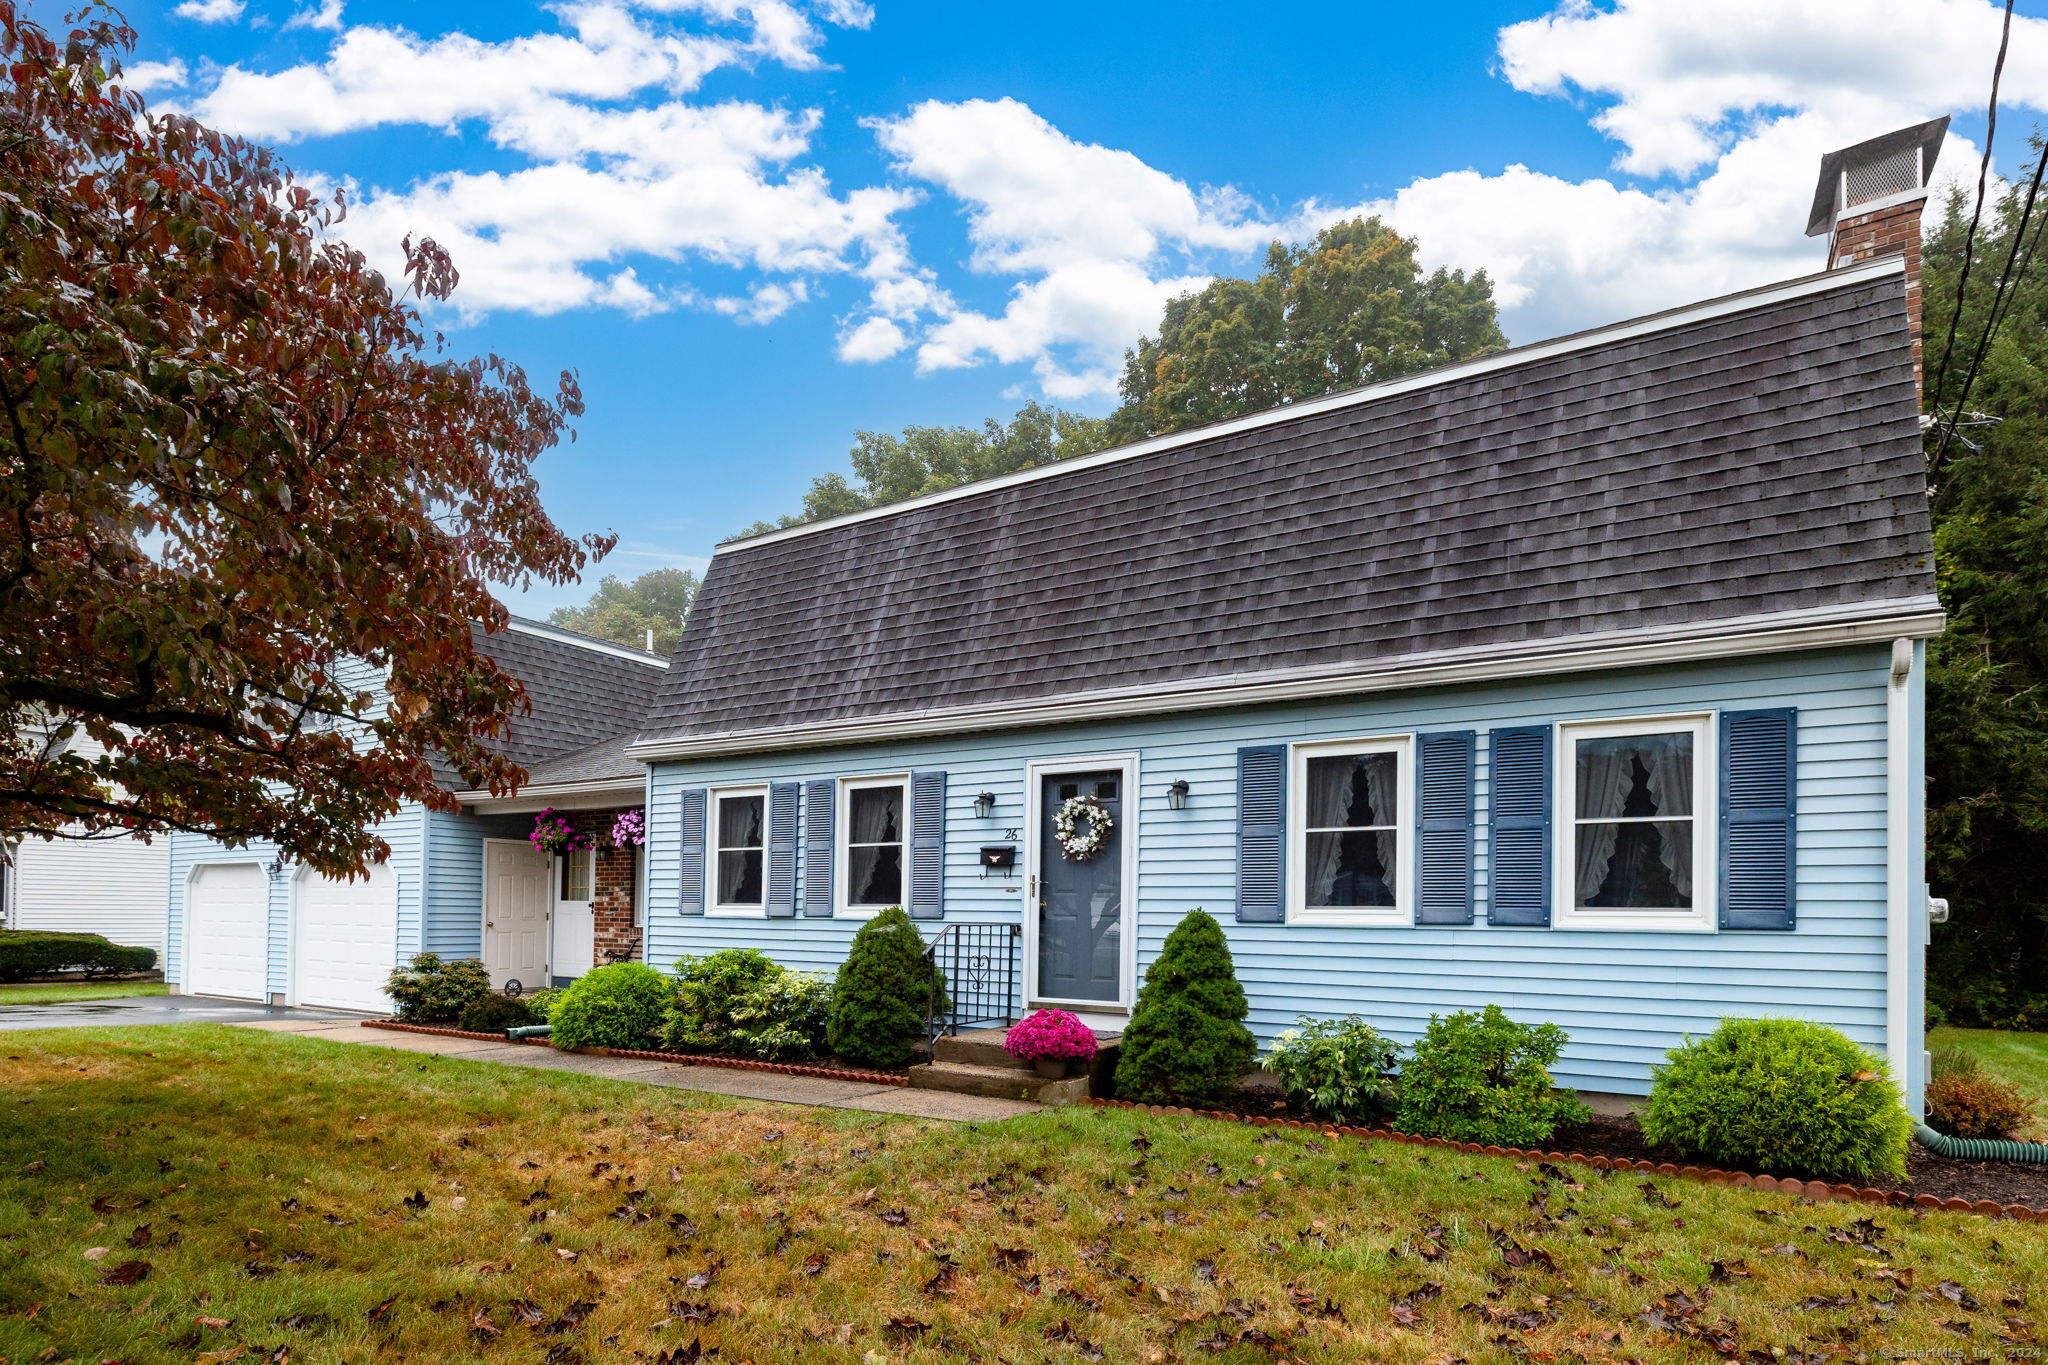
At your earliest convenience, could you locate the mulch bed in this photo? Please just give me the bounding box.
[358,1020,909,1087]
[1183,1089,2048,1212]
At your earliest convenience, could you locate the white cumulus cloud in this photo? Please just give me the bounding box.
[173,0,245,23]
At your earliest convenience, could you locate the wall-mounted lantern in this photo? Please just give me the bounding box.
[972,791,997,819]
[1166,778,1190,811]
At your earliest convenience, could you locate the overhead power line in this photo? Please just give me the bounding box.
[1926,0,2016,418]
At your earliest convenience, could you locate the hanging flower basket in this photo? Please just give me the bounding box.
[1053,794,1113,862]
[529,808,592,857]
[609,807,645,850]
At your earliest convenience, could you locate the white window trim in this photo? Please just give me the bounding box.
[709,785,768,917]
[1287,734,1414,927]
[1553,712,1717,933]
[560,846,594,903]
[836,773,909,919]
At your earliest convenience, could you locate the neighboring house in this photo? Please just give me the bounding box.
[1,729,168,958]
[164,618,665,1011]
[625,122,1950,1108]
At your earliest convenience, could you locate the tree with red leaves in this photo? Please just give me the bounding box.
[0,4,614,874]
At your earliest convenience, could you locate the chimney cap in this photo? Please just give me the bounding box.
[1806,116,1950,237]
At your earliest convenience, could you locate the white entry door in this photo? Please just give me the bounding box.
[292,864,398,1013]
[186,863,268,1000]
[484,840,550,991]
[552,847,596,981]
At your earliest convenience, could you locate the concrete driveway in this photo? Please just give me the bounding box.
[0,994,360,1031]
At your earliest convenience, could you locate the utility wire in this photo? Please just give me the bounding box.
[1933,131,2047,473]
[1926,0,2016,415]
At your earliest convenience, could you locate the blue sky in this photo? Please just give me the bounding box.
[88,0,2048,615]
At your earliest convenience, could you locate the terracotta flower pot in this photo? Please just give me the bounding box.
[1033,1057,1069,1080]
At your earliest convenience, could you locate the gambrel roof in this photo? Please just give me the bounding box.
[634,259,1938,758]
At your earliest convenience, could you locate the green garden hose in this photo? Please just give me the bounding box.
[505,1024,553,1041]
[1914,1121,2048,1163]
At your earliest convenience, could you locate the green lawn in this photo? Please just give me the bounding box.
[1930,1025,2048,1139]
[1,1026,2043,1365]
[0,979,166,1006]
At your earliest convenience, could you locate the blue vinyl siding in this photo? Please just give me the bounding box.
[420,809,532,959]
[647,645,1915,1098]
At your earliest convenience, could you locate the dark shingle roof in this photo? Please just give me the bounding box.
[513,733,645,789]
[639,265,1934,747]
[435,619,666,788]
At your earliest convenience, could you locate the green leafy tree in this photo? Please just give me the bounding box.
[1114,909,1256,1106]
[1920,150,2048,1028]
[1108,216,1506,440]
[548,567,698,655]
[741,217,1504,537]
[0,7,611,874]
[826,906,943,1069]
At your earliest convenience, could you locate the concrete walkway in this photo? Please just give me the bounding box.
[231,1018,1042,1122]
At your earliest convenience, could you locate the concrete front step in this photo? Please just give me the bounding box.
[932,1025,1123,1069]
[908,1060,1092,1105]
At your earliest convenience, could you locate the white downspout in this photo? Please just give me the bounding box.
[1885,637,1914,1103]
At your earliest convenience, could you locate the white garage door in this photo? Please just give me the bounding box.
[292,865,398,1013]
[186,863,269,1001]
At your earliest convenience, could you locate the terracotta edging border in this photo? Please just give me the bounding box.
[1084,1098,2048,1223]
[359,1019,910,1087]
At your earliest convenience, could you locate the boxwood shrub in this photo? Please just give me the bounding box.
[1639,1017,1913,1180]
[456,992,537,1035]
[548,962,673,1051]
[1394,1005,1589,1146]
[0,930,156,982]
[383,953,492,1023]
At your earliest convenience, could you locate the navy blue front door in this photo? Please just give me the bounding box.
[1037,770,1124,1003]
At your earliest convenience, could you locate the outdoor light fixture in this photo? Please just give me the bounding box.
[1167,779,1190,811]
[973,791,996,818]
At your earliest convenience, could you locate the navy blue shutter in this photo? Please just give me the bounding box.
[908,770,946,920]
[1415,730,1476,924]
[1486,726,1552,926]
[1236,745,1287,922]
[766,782,800,918]
[1721,708,1798,930]
[802,779,835,917]
[677,788,707,916]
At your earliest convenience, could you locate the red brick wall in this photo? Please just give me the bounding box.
[1829,195,1927,403]
[553,808,642,966]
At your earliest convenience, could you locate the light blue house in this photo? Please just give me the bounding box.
[165,620,665,1012]
[624,128,1948,1106]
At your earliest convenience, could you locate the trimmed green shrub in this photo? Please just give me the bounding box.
[1924,1071,2035,1141]
[1266,1015,1402,1124]
[0,930,155,981]
[456,992,537,1034]
[549,962,673,1051]
[660,948,784,1053]
[523,986,564,1021]
[1114,909,1256,1107]
[1395,1005,1590,1146]
[383,953,492,1023]
[827,907,944,1069]
[729,970,832,1062]
[1639,1017,1913,1180]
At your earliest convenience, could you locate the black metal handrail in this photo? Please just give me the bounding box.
[922,922,1022,1040]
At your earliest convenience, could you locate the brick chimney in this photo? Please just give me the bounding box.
[1806,117,1949,404]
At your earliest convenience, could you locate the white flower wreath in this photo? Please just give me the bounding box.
[1053,794,1114,862]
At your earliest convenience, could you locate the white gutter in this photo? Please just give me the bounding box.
[628,595,1945,761]
[1885,636,1914,1100]
[455,775,646,811]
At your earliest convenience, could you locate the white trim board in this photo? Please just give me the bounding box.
[504,616,669,667]
[628,595,1943,761]
[719,256,1906,555]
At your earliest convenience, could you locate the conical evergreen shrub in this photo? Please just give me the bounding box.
[1114,909,1256,1105]
[827,906,944,1069]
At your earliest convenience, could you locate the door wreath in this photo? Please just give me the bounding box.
[1053,794,1114,862]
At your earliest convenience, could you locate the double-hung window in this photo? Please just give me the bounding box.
[838,776,907,916]
[711,787,766,914]
[1555,714,1714,931]
[1288,736,1411,925]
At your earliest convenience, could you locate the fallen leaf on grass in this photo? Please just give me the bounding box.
[82,1246,109,1261]
[194,1316,233,1330]
[125,1224,151,1248]
[100,1260,150,1285]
